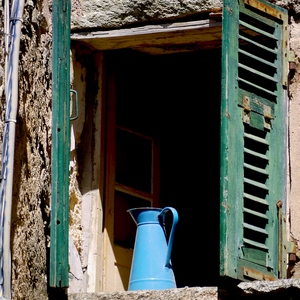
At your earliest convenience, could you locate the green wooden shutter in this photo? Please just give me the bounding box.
[220,0,289,281]
[50,0,71,288]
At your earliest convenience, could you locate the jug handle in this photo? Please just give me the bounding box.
[158,207,179,268]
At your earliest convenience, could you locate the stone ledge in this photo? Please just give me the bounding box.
[68,287,218,300]
[238,278,300,294]
[68,280,300,300]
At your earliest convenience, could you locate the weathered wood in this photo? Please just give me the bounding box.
[50,0,71,288]
[115,182,154,202]
[220,0,288,282]
[71,19,222,54]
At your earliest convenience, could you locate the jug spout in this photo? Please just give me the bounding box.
[127,207,179,291]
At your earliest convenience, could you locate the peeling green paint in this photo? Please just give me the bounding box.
[50,0,71,288]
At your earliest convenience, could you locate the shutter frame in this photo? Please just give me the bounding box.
[220,0,288,281]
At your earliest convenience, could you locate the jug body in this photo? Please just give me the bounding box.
[127,207,178,291]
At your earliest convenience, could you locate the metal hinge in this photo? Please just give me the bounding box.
[288,50,296,80]
[277,200,296,278]
[288,50,296,71]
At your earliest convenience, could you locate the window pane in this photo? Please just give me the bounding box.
[116,128,152,193]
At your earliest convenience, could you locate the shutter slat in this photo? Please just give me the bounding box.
[239,20,277,40]
[243,222,268,234]
[244,192,269,206]
[238,34,277,54]
[244,178,269,191]
[244,132,269,145]
[238,63,278,83]
[244,207,269,219]
[244,148,268,160]
[243,238,269,250]
[238,49,276,68]
[237,77,277,96]
[244,163,268,175]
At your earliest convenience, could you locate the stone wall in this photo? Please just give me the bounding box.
[71,0,223,30]
[7,0,52,299]
[71,0,300,30]
[288,16,300,279]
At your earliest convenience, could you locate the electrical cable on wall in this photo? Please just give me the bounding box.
[0,0,25,298]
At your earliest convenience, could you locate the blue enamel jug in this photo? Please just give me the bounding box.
[127,207,179,291]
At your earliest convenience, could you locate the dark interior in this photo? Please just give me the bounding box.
[111,47,221,287]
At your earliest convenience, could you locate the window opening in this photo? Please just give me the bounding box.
[105,48,221,288]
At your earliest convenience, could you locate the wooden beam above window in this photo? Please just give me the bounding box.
[71,19,222,54]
